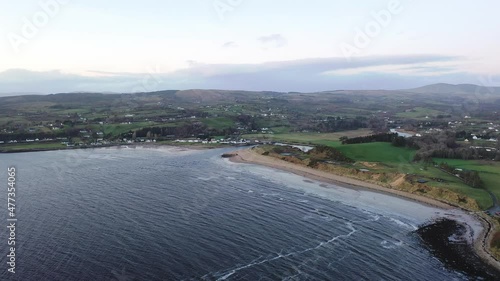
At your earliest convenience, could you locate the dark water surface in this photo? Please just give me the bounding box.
[0,147,489,280]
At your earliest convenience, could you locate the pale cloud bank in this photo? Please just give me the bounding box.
[0,55,497,95]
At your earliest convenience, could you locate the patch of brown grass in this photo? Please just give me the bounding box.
[491,228,500,260]
[491,231,500,248]
[361,162,378,168]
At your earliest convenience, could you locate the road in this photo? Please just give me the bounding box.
[486,190,500,217]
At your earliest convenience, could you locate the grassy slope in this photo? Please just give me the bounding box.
[396,107,444,119]
[256,132,494,209]
[330,142,415,163]
[332,143,492,209]
[201,117,234,129]
[433,158,500,203]
[100,122,157,136]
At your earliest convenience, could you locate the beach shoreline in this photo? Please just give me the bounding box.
[228,147,500,273]
[230,148,453,209]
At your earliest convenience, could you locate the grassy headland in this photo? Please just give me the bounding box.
[256,144,482,210]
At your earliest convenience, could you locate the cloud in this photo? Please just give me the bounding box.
[176,54,461,77]
[0,54,496,94]
[0,69,143,94]
[323,63,460,77]
[221,41,238,48]
[258,34,287,48]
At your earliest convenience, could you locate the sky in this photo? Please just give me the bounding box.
[1,0,500,94]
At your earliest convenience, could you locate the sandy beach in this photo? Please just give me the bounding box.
[229,147,500,272]
[230,148,453,209]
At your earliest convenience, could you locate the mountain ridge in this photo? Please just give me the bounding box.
[404,83,500,95]
[2,83,500,100]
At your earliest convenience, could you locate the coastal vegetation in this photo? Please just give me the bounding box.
[257,139,498,211]
[438,162,483,188]
[340,132,406,145]
[257,145,482,210]
[492,218,500,259]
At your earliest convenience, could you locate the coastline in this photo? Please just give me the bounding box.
[229,147,500,273]
[230,148,452,209]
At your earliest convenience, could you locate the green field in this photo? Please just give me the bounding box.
[328,144,494,209]
[396,107,445,119]
[100,122,157,136]
[330,143,493,209]
[0,142,66,152]
[243,129,373,144]
[201,117,234,129]
[433,158,500,203]
[334,142,416,163]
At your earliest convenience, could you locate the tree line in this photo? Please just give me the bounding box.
[315,116,368,133]
[438,162,483,188]
[413,131,499,161]
[126,124,237,140]
[341,133,416,148]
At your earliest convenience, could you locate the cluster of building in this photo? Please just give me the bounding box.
[174,138,254,145]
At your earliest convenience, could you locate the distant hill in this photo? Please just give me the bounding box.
[405,83,500,95]
[0,92,43,97]
[0,92,118,104]
[174,89,285,103]
[2,83,500,106]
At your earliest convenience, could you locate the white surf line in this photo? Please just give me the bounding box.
[327,250,353,270]
[200,222,359,281]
